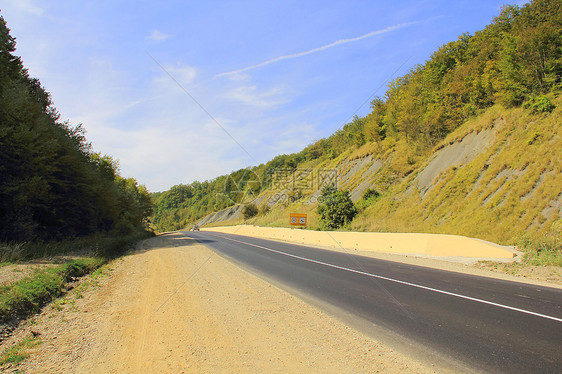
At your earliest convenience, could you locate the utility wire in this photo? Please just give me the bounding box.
[336,55,412,132]
[147,52,255,162]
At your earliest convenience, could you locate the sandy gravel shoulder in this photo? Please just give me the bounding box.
[1,233,442,373]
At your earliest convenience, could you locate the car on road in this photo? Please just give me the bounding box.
[192,224,200,231]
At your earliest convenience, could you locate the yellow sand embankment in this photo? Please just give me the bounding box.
[203,225,516,259]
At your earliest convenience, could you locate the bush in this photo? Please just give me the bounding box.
[356,188,381,212]
[525,95,556,114]
[317,185,357,230]
[362,188,381,200]
[518,224,562,267]
[259,204,271,215]
[242,204,259,220]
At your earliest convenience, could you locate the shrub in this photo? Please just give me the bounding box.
[242,204,259,220]
[525,95,556,114]
[259,204,271,216]
[356,188,381,212]
[317,185,357,230]
[518,223,562,267]
[362,188,381,200]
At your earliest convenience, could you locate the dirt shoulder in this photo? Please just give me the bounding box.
[2,233,438,373]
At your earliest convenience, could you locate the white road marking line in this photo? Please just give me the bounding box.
[210,233,562,323]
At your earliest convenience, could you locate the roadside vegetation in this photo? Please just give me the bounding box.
[242,204,259,220]
[317,185,357,230]
[518,222,562,266]
[0,232,150,324]
[0,13,155,334]
[0,258,103,319]
[0,333,41,366]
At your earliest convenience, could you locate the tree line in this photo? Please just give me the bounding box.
[0,16,153,242]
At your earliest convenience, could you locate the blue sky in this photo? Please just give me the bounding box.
[1,0,520,191]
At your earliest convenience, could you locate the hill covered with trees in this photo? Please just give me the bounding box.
[153,0,560,242]
[0,16,153,243]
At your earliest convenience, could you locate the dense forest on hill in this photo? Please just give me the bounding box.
[153,0,561,233]
[0,16,153,242]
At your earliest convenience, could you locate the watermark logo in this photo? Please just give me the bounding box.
[222,168,263,204]
[267,168,338,205]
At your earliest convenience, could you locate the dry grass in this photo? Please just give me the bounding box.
[350,98,561,248]
[0,333,41,366]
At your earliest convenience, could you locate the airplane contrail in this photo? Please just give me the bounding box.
[214,21,420,78]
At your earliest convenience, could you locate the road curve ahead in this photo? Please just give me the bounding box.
[184,231,562,373]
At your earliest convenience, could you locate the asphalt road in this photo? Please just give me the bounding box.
[184,231,562,373]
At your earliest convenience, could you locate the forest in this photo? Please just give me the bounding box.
[0,16,153,243]
[153,0,561,232]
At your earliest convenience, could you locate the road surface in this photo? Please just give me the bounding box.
[186,230,562,374]
[8,233,437,373]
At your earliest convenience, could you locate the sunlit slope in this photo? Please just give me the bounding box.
[201,100,560,246]
[350,101,561,244]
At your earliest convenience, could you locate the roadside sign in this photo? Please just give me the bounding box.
[290,213,307,226]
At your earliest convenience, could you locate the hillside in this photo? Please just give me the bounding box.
[153,0,561,250]
[201,100,560,248]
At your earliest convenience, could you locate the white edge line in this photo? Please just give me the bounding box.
[211,233,562,323]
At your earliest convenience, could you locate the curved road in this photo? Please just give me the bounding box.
[184,231,562,373]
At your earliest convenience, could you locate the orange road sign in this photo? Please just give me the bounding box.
[290,213,307,226]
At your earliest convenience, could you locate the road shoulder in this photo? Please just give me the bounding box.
[2,232,440,373]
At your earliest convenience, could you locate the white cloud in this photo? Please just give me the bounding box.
[86,121,247,191]
[166,65,197,85]
[4,0,44,15]
[227,72,251,82]
[122,93,175,110]
[149,29,172,41]
[225,85,289,108]
[151,62,198,88]
[214,21,420,78]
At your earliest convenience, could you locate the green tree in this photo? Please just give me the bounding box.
[317,185,357,230]
[0,16,153,242]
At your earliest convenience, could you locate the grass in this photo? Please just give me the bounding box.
[0,257,104,319]
[0,243,26,263]
[0,231,153,263]
[0,231,151,321]
[0,334,41,366]
[517,231,562,267]
[0,232,151,370]
[0,261,120,373]
[347,99,561,247]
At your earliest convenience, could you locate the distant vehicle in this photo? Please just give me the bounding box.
[192,224,200,231]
